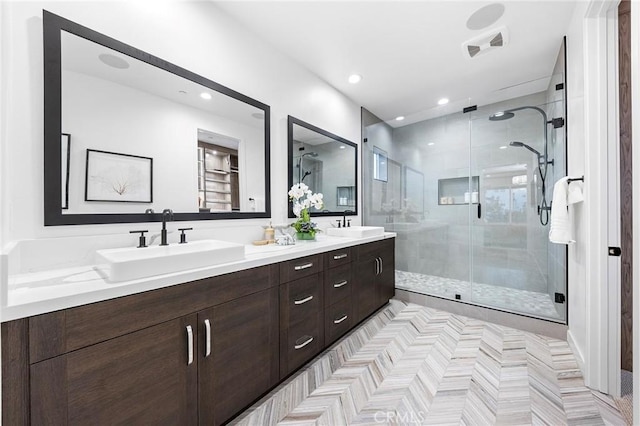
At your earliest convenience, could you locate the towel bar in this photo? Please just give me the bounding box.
[567,176,584,183]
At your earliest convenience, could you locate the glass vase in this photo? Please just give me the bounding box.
[296,231,315,241]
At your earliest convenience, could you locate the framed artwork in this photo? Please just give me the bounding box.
[85,149,153,203]
[61,133,71,209]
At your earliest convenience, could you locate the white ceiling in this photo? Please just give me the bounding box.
[213,1,576,127]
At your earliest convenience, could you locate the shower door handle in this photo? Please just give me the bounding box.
[477,203,482,219]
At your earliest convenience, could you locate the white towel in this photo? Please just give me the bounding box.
[549,177,575,244]
[567,181,584,204]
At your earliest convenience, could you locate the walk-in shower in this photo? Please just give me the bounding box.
[362,44,567,323]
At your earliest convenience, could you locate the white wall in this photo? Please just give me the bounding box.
[0,1,361,245]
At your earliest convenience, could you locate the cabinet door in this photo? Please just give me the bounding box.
[378,238,396,306]
[198,287,279,426]
[354,257,379,323]
[30,315,198,425]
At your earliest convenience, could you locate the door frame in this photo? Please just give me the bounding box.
[581,0,621,395]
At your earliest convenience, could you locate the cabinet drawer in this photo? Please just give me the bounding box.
[325,297,353,346]
[325,247,352,269]
[324,264,352,307]
[279,254,323,283]
[280,274,324,377]
[286,274,322,315]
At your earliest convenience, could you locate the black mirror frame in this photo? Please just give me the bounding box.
[43,10,271,225]
[287,115,358,219]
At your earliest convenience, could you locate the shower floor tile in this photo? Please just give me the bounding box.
[395,270,562,321]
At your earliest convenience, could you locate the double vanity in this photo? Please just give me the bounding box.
[2,232,395,425]
[0,9,391,426]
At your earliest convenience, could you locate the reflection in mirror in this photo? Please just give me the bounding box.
[44,11,270,225]
[288,116,357,217]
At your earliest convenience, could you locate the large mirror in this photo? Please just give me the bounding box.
[288,116,357,218]
[44,11,270,225]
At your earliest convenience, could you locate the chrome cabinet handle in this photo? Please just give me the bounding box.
[374,258,381,275]
[333,314,348,324]
[294,295,314,305]
[333,280,348,288]
[294,335,314,350]
[186,325,194,365]
[333,253,348,260]
[204,319,211,358]
[294,262,313,271]
[380,257,383,273]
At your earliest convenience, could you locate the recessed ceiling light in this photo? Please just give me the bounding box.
[395,116,405,121]
[428,142,435,146]
[348,74,362,84]
[200,92,212,100]
[499,145,508,150]
[438,98,449,105]
[98,53,130,69]
[339,146,346,149]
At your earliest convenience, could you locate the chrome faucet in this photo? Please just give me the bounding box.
[160,209,174,246]
[342,210,354,228]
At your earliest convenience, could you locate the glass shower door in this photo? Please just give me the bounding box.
[362,107,473,302]
[468,99,566,322]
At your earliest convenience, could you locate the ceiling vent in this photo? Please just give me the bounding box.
[462,26,509,59]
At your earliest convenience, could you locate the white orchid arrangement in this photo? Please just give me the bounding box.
[288,183,324,236]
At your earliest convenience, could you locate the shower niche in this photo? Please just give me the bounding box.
[437,176,479,205]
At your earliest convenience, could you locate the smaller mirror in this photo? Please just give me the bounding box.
[288,116,357,217]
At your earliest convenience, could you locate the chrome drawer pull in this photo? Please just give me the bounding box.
[333,253,348,260]
[333,314,348,324]
[294,262,313,271]
[333,280,348,288]
[186,325,194,365]
[294,335,314,350]
[204,319,212,358]
[294,295,314,305]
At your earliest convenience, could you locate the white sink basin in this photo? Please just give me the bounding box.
[96,240,245,282]
[325,226,385,238]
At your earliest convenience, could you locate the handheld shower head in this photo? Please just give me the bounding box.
[509,141,542,158]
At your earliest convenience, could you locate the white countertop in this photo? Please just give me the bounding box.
[1,233,395,322]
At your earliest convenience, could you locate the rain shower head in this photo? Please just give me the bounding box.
[301,152,318,158]
[489,111,515,121]
[509,141,542,158]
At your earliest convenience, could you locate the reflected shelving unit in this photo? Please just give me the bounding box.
[198,143,239,212]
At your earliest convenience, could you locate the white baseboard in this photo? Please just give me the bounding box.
[567,330,587,381]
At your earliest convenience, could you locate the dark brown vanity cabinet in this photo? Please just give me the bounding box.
[354,239,396,323]
[13,264,280,426]
[2,239,396,425]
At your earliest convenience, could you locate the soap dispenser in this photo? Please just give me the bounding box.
[264,222,275,243]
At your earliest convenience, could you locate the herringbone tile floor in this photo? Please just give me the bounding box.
[234,300,626,425]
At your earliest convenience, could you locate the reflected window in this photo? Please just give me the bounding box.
[485,187,527,224]
[373,146,388,182]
